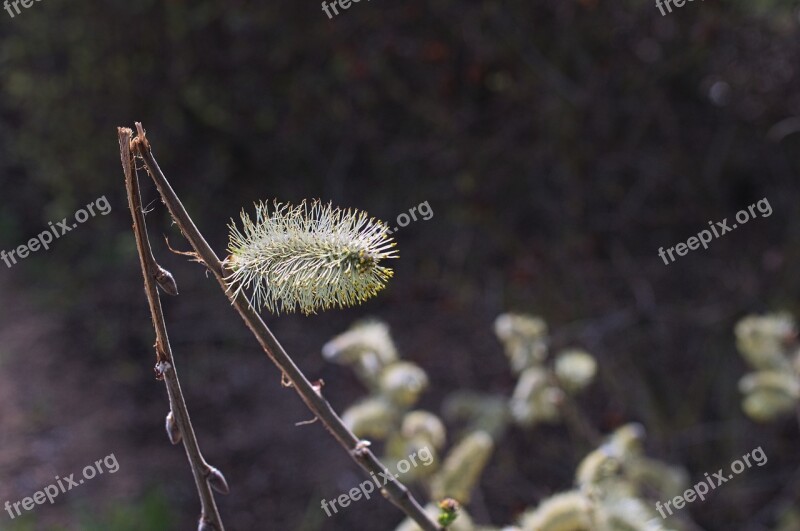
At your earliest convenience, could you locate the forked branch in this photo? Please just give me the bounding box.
[119,127,227,531]
[125,122,440,531]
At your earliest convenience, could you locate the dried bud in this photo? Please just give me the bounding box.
[155,265,179,296]
[206,466,230,495]
[165,410,182,445]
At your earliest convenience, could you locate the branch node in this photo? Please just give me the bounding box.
[353,439,372,457]
[155,360,173,380]
[154,342,170,364]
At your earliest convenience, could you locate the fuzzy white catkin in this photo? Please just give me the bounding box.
[401,410,447,449]
[322,320,397,363]
[226,200,397,315]
[442,391,511,438]
[735,313,795,371]
[379,362,430,407]
[430,430,494,504]
[494,313,549,372]
[341,396,398,439]
[739,371,800,421]
[519,491,594,531]
[509,367,563,426]
[554,349,598,393]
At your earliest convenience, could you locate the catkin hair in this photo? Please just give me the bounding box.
[225,199,397,315]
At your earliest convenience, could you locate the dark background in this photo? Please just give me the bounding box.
[1,0,800,529]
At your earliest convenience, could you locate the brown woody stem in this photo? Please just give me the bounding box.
[119,127,226,531]
[128,122,440,531]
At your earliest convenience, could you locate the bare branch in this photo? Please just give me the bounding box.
[128,122,441,531]
[119,127,227,531]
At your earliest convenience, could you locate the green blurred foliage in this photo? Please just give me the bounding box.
[77,490,174,531]
[4,490,173,531]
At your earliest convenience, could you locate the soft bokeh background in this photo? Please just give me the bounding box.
[1,0,800,529]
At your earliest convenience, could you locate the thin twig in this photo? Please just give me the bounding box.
[557,391,601,448]
[119,127,226,531]
[128,122,441,531]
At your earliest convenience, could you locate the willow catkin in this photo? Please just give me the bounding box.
[225,200,397,315]
[519,491,594,531]
[430,430,494,504]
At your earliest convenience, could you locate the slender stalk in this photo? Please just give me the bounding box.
[558,391,601,447]
[128,122,441,531]
[119,127,226,531]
